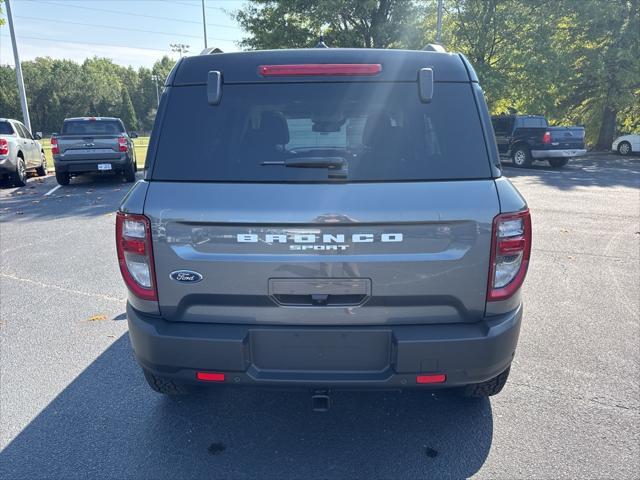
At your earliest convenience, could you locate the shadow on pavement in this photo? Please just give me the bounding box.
[0,334,493,479]
[0,173,138,223]
[502,154,640,190]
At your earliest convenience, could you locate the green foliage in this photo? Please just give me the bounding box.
[119,86,138,131]
[0,0,5,27]
[0,56,176,134]
[235,0,425,49]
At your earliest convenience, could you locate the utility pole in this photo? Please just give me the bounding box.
[151,75,161,107]
[5,0,31,132]
[201,0,208,49]
[436,0,444,44]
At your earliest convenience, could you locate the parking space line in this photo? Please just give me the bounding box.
[44,185,61,196]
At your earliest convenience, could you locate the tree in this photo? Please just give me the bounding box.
[0,0,5,27]
[119,86,138,131]
[235,0,425,49]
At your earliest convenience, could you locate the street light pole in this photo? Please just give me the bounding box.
[202,0,208,49]
[5,0,31,132]
[151,75,160,107]
[436,0,444,44]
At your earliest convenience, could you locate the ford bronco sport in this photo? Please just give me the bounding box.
[117,48,531,400]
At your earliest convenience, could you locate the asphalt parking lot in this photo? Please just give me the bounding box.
[1,154,638,479]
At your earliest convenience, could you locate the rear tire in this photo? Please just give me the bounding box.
[12,157,27,187]
[512,146,532,168]
[461,366,511,398]
[548,158,569,168]
[143,369,191,395]
[617,141,632,156]
[55,171,70,186]
[124,160,136,183]
[36,152,48,176]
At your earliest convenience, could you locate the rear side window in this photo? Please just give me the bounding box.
[517,117,548,128]
[0,122,15,135]
[62,120,124,135]
[153,82,491,182]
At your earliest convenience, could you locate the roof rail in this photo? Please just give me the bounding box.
[200,47,224,55]
[423,44,446,53]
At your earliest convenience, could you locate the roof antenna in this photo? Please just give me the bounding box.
[315,35,329,48]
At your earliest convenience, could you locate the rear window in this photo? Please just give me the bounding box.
[62,120,124,135]
[517,117,548,128]
[152,82,491,182]
[0,122,15,135]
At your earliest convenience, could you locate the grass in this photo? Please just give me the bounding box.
[41,137,150,172]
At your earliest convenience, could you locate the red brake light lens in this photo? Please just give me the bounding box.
[542,131,552,144]
[115,212,157,301]
[258,63,382,77]
[50,137,59,155]
[117,137,128,152]
[487,210,532,302]
[0,138,8,156]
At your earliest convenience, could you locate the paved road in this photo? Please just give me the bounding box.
[1,156,638,479]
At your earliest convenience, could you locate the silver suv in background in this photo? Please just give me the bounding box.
[118,48,532,404]
[0,118,48,187]
[52,117,138,185]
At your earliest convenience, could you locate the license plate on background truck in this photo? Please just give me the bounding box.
[98,163,112,171]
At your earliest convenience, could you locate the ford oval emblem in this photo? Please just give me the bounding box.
[170,270,203,283]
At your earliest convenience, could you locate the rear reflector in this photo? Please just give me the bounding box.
[416,374,446,384]
[258,63,382,77]
[196,372,225,382]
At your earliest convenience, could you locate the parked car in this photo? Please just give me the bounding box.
[491,114,586,168]
[117,47,531,403]
[52,117,138,185]
[612,134,639,156]
[0,118,48,186]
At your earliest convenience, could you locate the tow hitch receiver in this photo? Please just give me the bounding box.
[311,390,331,412]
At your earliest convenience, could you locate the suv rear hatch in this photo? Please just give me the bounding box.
[144,54,500,326]
[56,118,125,160]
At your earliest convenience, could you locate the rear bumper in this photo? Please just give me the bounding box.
[127,303,523,389]
[531,148,586,159]
[0,156,16,175]
[54,154,131,173]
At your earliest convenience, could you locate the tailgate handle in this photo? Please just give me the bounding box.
[269,279,371,307]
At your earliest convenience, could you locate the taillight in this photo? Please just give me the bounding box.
[50,137,59,155]
[542,131,552,144]
[258,63,382,76]
[487,210,532,301]
[115,212,157,301]
[0,138,8,156]
[117,137,128,152]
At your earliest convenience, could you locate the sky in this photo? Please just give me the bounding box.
[0,0,246,68]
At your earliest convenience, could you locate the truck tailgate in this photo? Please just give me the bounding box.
[145,181,499,326]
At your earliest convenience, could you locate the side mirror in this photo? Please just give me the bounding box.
[34,132,43,140]
[129,132,139,139]
[418,68,434,103]
[207,70,222,105]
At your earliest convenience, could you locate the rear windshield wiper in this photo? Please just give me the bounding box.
[261,156,346,169]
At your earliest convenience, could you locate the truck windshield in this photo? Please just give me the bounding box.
[62,120,124,135]
[152,82,492,182]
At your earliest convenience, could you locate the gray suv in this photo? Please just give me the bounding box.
[0,118,48,186]
[117,48,531,402]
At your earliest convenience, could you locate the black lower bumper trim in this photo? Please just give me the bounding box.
[127,303,522,388]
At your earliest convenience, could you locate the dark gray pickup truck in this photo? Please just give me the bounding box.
[492,114,586,168]
[52,117,138,185]
[117,47,531,406]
